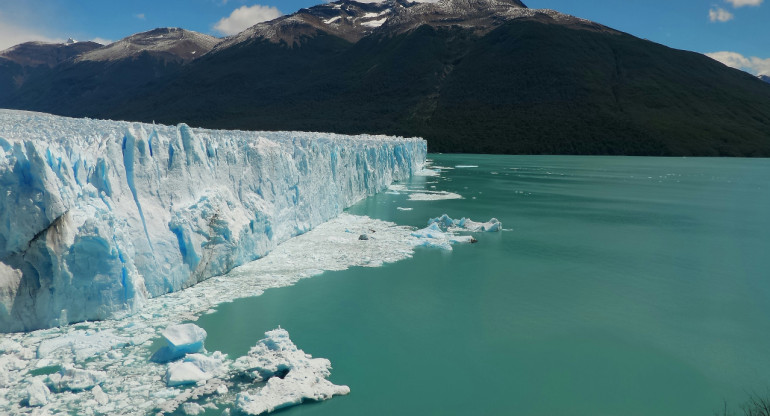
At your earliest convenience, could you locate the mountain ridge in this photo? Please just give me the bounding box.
[1,0,769,156]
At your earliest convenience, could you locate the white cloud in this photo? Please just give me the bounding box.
[0,15,62,51]
[213,4,282,36]
[135,13,146,20]
[709,7,734,22]
[706,51,770,76]
[725,0,763,7]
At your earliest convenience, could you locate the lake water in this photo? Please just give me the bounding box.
[197,154,770,416]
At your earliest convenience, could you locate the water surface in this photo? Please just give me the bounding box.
[199,155,770,415]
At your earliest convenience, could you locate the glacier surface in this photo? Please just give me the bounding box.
[0,109,426,332]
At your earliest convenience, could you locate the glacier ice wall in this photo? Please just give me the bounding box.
[0,110,426,332]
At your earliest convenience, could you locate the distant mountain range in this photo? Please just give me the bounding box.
[1,0,769,156]
[760,75,770,84]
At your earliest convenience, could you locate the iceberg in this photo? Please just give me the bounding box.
[151,323,207,363]
[234,328,350,415]
[0,109,426,332]
[428,214,502,232]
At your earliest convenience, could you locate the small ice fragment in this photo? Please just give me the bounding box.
[92,385,109,405]
[48,365,106,392]
[408,191,462,201]
[26,379,51,407]
[427,215,502,232]
[165,361,208,387]
[455,165,478,168]
[182,402,206,415]
[165,351,227,387]
[396,207,412,211]
[184,402,208,415]
[184,352,227,375]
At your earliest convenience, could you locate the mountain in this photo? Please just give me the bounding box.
[75,27,218,63]
[0,28,219,116]
[3,0,770,156]
[0,39,102,67]
[760,75,770,83]
[0,39,102,97]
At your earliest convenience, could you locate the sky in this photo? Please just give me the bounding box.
[0,0,767,76]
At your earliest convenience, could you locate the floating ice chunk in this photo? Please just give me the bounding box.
[461,218,502,232]
[184,351,228,375]
[26,379,51,407]
[165,361,208,387]
[455,165,478,168]
[396,207,412,211]
[151,323,207,363]
[47,365,106,392]
[428,214,502,232]
[408,191,462,201]
[234,328,349,415]
[182,402,205,415]
[409,216,493,250]
[449,235,477,244]
[411,223,446,240]
[165,351,228,387]
[92,385,109,405]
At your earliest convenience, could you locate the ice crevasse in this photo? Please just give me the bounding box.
[0,110,426,332]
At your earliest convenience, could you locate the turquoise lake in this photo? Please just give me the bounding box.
[196,154,770,416]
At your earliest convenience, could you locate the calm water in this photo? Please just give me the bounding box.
[197,155,770,416]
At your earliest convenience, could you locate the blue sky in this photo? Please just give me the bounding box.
[0,0,767,75]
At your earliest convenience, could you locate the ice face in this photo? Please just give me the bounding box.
[0,109,426,332]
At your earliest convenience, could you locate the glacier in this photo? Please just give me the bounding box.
[0,109,426,332]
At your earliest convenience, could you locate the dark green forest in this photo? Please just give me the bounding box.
[4,20,770,156]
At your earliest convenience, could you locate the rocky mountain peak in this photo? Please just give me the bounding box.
[0,41,102,68]
[214,0,611,50]
[76,28,220,63]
